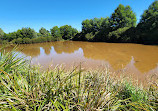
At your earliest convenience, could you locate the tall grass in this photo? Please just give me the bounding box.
[0,48,158,111]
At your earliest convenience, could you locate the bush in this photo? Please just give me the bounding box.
[46,36,52,42]
[107,27,130,42]
[11,39,16,44]
[40,37,48,42]
[32,37,49,43]
[85,32,96,41]
[0,40,8,44]
[23,38,32,44]
[15,38,23,44]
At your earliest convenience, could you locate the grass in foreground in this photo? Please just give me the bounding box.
[0,48,158,111]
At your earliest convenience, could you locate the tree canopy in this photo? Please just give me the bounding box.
[138,0,158,31]
[60,25,78,40]
[110,4,137,30]
[82,17,110,34]
[50,26,62,40]
[39,27,50,37]
[16,28,37,39]
[136,0,158,44]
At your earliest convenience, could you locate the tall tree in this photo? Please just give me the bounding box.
[137,0,158,44]
[110,4,137,30]
[138,0,158,31]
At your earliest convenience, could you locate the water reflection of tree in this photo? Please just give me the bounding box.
[2,42,158,73]
[41,44,52,55]
[80,42,158,73]
[21,47,40,57]
[2,44,40,57]
[80,42,131,70]
[53,41,80,54]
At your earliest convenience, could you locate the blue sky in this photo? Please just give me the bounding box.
[0,0,156,33]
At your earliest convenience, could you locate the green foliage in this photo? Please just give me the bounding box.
[60,25,78,40]
[15,38,23,44]
[82,17,110,34]
[139,0,158,29]
[23,38,32,44]
[107,27,130,42]
[16,27,37,39]
[0,47,27,73]
[82,19,93,33]
[39,27,50,37]
[32,37,46,43]
[50,26,62,40]
[81,17,111,42]
[3,32,17,41]
[110,4,137,30]
[85,32,95,41]
[32,36,55,43]
[0,40,8,44]
[136,0,158,44]
[0,28,4,40]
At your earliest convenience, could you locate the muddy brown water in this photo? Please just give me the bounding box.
[1,41,158,84]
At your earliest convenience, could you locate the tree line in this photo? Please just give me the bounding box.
[0,0,158,44]
[0,25,78,44]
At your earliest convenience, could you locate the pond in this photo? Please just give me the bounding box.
[2,41,158,81]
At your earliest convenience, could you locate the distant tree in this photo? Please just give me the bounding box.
[39,27,50,37]
[4,32,17,41]
[16,27,37,39]
[0,28,4,40]
[15,38,23,44]
[110,4,137,30]
[60,25,78,40]
[23,38,32,44]
[50,26,62,40]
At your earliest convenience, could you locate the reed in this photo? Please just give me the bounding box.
[0,48,157,111]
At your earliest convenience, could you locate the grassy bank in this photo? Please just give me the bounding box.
[0,48,158,111]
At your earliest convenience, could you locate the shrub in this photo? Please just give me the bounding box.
[0,40,8,44]
[107,27,130,42]
[15,38,23,44]
[23,38,32,44]
[85,32,96,41]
